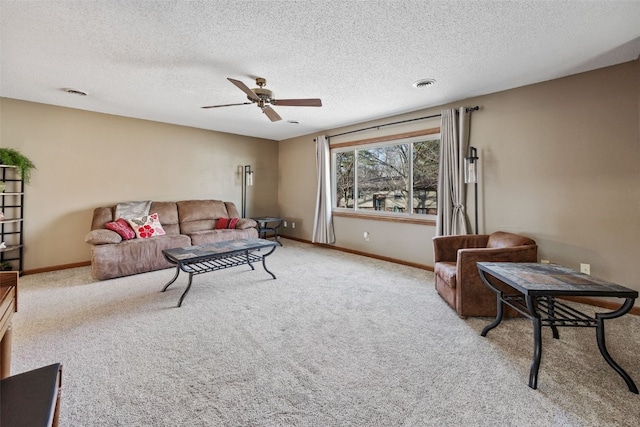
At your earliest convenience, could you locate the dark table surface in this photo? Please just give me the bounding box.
[163,238,276,262]
[477,262,638,298]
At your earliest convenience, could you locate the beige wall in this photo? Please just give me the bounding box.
[278,59,640,297]
[0,98,279,270]
[1,58,638,298]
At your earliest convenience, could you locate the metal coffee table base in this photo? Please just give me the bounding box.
[477,262,638,394]
[162,240,277,307]
[480,292,638,393]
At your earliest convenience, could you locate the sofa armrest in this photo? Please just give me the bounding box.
[235,218,257,229]
[433,234,490,262]
[84,229,122,245]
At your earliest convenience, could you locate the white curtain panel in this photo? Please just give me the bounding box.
[436,108,469,236]
[312,135,336,244]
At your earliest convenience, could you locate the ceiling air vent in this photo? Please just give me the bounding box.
[412,78,436,89]
[63,88,88,96]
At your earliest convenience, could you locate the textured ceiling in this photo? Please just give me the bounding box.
[1,1,639,141]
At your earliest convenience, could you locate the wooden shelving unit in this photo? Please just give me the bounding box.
[0,166,24,274]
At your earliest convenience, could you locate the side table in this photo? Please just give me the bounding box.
[253,217,283,246]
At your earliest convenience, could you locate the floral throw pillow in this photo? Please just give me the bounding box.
[126,213,166,239]
[105,218,136,240]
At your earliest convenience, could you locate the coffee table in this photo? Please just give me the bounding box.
[477,262,638,393]
[162,238,277,307]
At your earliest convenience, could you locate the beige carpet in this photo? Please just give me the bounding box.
[11,239,640,426]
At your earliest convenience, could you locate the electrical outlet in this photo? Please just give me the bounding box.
[580,263,590,275]
[283,221,287,227]
[292,222,296,229]
[541,259,550,264]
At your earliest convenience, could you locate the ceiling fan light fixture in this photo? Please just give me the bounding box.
[252,87,273,99]
[412,78,436,89]
[203,77,322,122]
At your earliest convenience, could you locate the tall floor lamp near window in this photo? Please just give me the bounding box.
[464,147,479,234]
[242,165,253,218]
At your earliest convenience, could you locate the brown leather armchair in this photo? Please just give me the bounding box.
[432,231,538,318]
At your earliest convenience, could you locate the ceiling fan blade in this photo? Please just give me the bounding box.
[262,105,282,122]
[201,102,253,109]
[271,98,322,107]
[228,78,259,102]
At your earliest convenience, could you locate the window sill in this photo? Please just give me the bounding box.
[332,210,436,226]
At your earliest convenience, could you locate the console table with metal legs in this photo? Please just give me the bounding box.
[477,262,638,393]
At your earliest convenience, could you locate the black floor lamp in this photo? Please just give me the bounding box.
[241,165,253,218]
[464,147,479,234]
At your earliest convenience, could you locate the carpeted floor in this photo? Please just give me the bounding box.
[11,239,640,426]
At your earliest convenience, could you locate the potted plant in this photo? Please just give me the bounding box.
[0,261,13,271]
[0,148,36,184]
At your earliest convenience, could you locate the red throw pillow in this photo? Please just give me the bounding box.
[215,218,239,229]
[216,218,230,229]
[105,218,136,240]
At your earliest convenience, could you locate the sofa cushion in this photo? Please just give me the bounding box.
[91,207,115,231]
[150,202,180,235]
[85,229,122,245]
[178,200,229,234]
[188,227,259,246]
[105,218,136,240]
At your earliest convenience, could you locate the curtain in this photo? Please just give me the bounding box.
[435,107,470,236]
[312,135,336,244]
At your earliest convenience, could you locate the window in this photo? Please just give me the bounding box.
[332,131,440,217]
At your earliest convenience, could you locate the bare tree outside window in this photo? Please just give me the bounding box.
[413,139,440,214]
[333,135,440,215]
[358,145,409,212]
[335,151,354,208]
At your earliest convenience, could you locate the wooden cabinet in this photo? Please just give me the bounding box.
[0,271,17,379]
[0,166,24,274]
[0,272,62,426]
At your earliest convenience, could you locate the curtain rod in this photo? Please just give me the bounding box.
[327,106,479,139]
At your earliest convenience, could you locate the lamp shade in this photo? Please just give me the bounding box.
[244,165,253,186]
[464,147,478,184]
[464,158,477,184]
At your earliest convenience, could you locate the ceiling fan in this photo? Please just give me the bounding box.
[202,77,322,122]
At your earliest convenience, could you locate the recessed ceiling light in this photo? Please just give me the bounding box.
[287,120,300,124]
[412,78,436,89]
[62,88,88,96]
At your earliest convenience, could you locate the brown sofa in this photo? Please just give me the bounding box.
[85,200,258,280]
[433,231,538,318]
